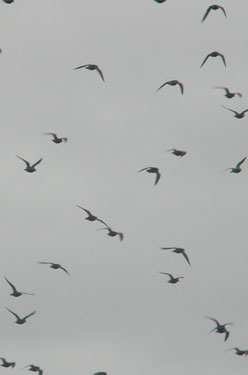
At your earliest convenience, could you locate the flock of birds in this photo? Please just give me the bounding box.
[1,0,248,374]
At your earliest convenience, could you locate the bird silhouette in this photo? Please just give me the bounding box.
[3,0,14,3]
[200,51,226,67]
[153,0,167,2]
[76,205,107,225]
[98,225,124,241]
[227,348,248,356]
[159,272,184,284]
[201,5,227,22]
[23,365,43,375]
[167,149,187,157]
[138,167,161,185]
[38,262,70,275]
[74,64,104,82]
[222,105,248,119]
[4,277,34,297]
[6,308,36,324]
[43,133,67,144]
[224,157,247,173]
[214,87,242,99]
[0,359,15,368]
[160,247,191,266]
[206,316,232,341]
[16,156,42,173]
[157,80,184,95]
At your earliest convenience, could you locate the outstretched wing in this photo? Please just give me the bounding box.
[23,310,36,320]
[240,109,248,116]
[43,132,56,137]
[154,171,161,185]
[76,205,91,215]
[160,247,175,250]
[205,316,220,326]
[182,251,191,266]
[39,261,53,265]
[201,7,211,22]
[96,67,105,82]
[220,6,227,18]
[236,157,247,168]
[6,307,20,320]
[96,218,108,227]
[118,232,124,241]
[4,277,17,293]
[159,272,172,277]
[74,65,88,70]
[138,167,149,173]
[32,158,42,168]
[222,105,237,115]
[16,155,30,168]
[200,54,210,68]
[224,330,230,341]
[156,81,168,91]
[178,82,184,95]
[60,266,70,276]
[219,53,226,67]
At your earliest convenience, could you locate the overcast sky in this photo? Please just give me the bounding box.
[0,0,248,374]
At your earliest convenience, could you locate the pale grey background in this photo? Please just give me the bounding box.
[0,0,248,374]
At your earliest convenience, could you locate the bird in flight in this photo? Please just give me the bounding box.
[160,247,191,266]
[138,167,161,185]
[159,272,184,284]
[157,80,184,95]
[74,64,104,82]
[3,0,14,3]
[93,373,107,375]
[39,262,70,275]
[200,51,226,67]
[167,148,187,157]
[206,316,232,341]
[76,205,107,225]
[222,105,248,119]
[227,348,248,356]
[98,225,124,241]
[224,157,247,174]
[4,276,34,297]
[153,0,167,2]
[214,87,242,99]
[6,308,36,324]
[23,365,43,375]
[0,358,15,368]
[201,5,227,22]
[16,156,42,173]
[43,133,68,144]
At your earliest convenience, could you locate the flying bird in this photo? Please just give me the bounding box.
[38,262,70,275]
[4,276,34,297]
[222,105,248,119]
[214,87,242,99]
[23,365,43,375]
[16,156,42,173]
[159,272,184,284]
[43,133,68,144]
[76,205,107,225]
[93,373,107,375]
[3,0,14,3]
[201,5,227,22]
[153,0,167,2]
[227,348,248,356]
[206,316,232,341]
[157,80,184,95]
[6,308,36,324]
[200,51,226,68]
[0,359,15,368]
[138,167,161,185]
[167,148,187,157]
[74,64,104,82]
[160,247,191,266]
[224,157,247,173]
[98,225,124,241]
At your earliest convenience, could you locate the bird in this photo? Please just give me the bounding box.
[201,5,227,22]
[16,156,42,173]
[76,205,107,225]
[167,148,187,157]
[38,262,70,275]
[43,133,68,144]
[98,225,124,241]
[159,272,184,284]
[200,51,226,68]
[224,157,247,173]
[160,247,191,266]
[6,308,36,324]
[3,0,14,3]
[153,0,167,2]
[74,64,104,82]
[222,105,248,119]
[138,167,161,185]
[206,316,233,341]
[214,87,242,99]
[23,365,43,375]
[0,359,15,368]
[157,80,184,95]
[4,276,34,297]
[227,348,248,356]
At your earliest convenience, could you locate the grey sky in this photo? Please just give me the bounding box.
[0,0,248,374]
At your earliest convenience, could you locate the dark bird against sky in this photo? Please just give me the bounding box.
[74,64,104,82]
[222,105,248,119]
[157,80,184,95]
[167,148,187,157]
[201,5,227,22]
[227,348,248,356]
[16,156,42,173]
[98,225,124,241]
[0,358,15,368]
[43,133,68,144]
[206,316,233,341]
[200,51,226,67]
[224,157,247,173]
[38,262,70,275]
[76,205,107,226]
[23,365,43,375]
[138,167,161,185]
[6,308,36,324]
[4,276,34,297]
[160,247,191,266]
[214,87,242,99]
[159,272,184,284]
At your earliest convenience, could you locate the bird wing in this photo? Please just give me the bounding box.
[74,65,88,70]
[236,157,247,168]
[16,155,30,168]
[219,53,226,66]
[76,205,91,215]
[31,158,42,168]
[206,316,220,326]
[60,266,70,275]
[240,109,248,115]
[118,232,124,241]
[23,310,36,320]
[159,272,172,277]
[214,86,228,93]
[138,167,149,173]
[96,67,105,82]
[224,330,230,341]
[156,82,168,91]
[6,308,20,320]
[154,171,161,185]
[43,132,56,137]
[178,82,184,95]
[201,7,211,22]
[4,277,17,293]
[200,54,210,68]
[182,251,191,266]
[222,105,237,115]
[96,218,108,227]
[220,6,227,18]
[160,247,175,250]
[39,261,53,265]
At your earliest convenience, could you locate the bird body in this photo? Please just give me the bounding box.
[225,157,246,173]
[206,316,232,341]
[222,105,248,119]
[4,276,34,297]
[214,87,242,99]
[138,167,161,185]
[160,247,191,266]
[23,365,43,375]
[43,133,67,144]
[3,0,14,3]
[159,272,184,284]
[16,156,42,173]
[200,51,226,67]
[98,225,124,241]
[157,80,184,95]
[228,348,248,356]
[39,262,70,275]
[76,205,107,225]
[74,64,104,81]
[6,308,36,324]
[167,148,187,157]
[0,359,15,368]
[201,4,227,22]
